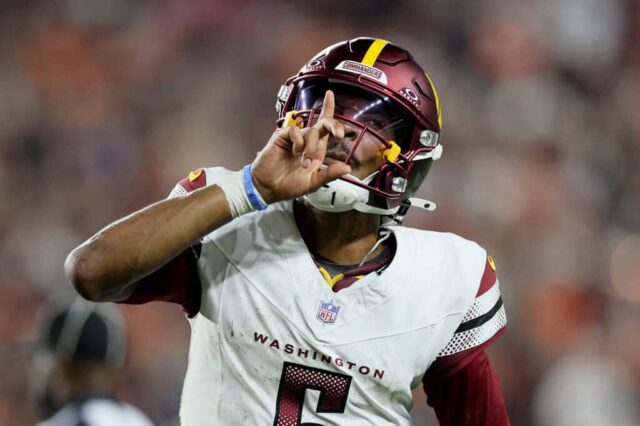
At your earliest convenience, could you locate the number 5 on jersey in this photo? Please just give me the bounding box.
[273,362,352,425]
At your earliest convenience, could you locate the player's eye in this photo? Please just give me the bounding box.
[361,117,384,130]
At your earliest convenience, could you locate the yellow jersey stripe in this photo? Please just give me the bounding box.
[425,73,442,129]
[361,39,389,66]
[318,267,334,287]
[331,273,345,286]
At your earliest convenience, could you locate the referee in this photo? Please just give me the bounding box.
[32,298,154,426]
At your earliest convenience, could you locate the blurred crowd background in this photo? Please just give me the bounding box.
[1,0,639,424]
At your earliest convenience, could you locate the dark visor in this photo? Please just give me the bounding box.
[293,80,413,148]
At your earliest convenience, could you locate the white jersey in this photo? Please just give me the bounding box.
[173,168,505,425]
[36,398,154,426]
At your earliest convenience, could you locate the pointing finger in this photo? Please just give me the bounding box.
[317,90,335,121]
[314,117,345,140]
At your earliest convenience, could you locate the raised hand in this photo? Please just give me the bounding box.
[250,90,351,204]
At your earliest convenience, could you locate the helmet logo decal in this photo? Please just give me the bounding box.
[336,60,388,84]
[304,59,326,72]
[400,88,420,107]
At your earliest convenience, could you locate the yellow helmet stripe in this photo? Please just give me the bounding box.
[425,73,442,129]
[361,39,389,66]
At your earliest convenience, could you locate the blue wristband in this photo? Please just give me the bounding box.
[243,165,268,211]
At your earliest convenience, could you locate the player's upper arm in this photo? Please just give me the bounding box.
[422,256,509,424]
[117,168,213,317]
[426,255,507,380]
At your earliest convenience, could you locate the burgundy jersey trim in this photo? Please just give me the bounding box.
[423,349,510,426]
[179,169,207,192]
[425,328,507,383]
[313,247,394,293]
[119,246,201,318]
[478,257,497,297]
[436,256,506,358]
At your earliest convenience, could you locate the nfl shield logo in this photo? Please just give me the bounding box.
[317,300,340,324]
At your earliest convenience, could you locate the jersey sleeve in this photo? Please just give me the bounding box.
[423,350,510,426]
[437,256,506,363]
[117,168,210,318]
[422,256,509,425]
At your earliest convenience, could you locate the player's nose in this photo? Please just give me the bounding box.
[329,121,358,142]
[324,121,354,148]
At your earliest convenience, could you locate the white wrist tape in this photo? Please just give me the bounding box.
[217,165,267,218]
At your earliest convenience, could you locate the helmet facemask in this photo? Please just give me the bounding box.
[278,80,439,215]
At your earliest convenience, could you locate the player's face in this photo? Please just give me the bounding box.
[294,83,412,180]
[323,116,387,180]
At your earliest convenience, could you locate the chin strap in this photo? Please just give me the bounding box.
[303,171,377,213]
[408,197,437,211]
[389,197,437,225]
[305,144,443,219]
[307,191,437,220]
[304,175,439,218]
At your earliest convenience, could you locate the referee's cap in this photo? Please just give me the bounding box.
[38,298,126,367]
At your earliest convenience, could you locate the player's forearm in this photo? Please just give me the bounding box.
[65,185,232,302]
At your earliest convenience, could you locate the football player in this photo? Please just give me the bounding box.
[66,37,510,425]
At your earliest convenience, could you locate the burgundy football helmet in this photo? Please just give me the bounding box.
[276,37,443,218]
